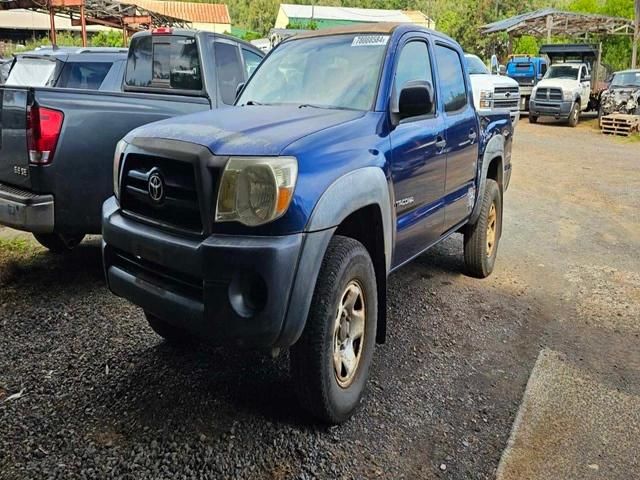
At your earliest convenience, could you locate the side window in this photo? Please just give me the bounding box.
[242,49,262,78]
[214,42,244,105]
[435,44,468,113]
[57,61,112,90]
[540,63,548,77]
[395,41,433,92]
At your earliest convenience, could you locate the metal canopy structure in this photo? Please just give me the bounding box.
[0,0,190,46]
[481,8,635,39]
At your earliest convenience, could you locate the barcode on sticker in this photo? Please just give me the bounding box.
[351,35,389,47]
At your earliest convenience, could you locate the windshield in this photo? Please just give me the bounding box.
[6,57,58,86]
[545,65,579,80]
[611,71,640,88]
[238,33,389,110]
[465,55,489,75]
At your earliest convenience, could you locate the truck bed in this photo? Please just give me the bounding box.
[0,86,211,233]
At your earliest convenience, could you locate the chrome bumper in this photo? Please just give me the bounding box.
[0,182,54,233]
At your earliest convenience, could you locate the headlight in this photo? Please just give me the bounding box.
[479,89,493,109]
[216,156,298,226]
[113,139,128,200]
[563,90,574,101]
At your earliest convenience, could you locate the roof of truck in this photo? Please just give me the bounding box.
[130,28,264,54]
[284,22,455,44]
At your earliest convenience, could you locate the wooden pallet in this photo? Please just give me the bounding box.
[600,114,640,137]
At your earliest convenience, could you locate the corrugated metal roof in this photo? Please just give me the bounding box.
[123,0,230,24]
[481,8,558,34]
[280,4,431,24]
[0,9,113,31]
[481,8,634,35]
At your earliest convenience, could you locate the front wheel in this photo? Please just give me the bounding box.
[528,114,538,124]
[33,233,85,253]
[464,179,502,278]
[568,101,580,127]
[290,235,377,424]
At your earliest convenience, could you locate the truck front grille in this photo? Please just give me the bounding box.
[494,86,519,95]
[494,86,520,111]
[120,154,203,235]
[494,99,519,110]
[536,88,563,101]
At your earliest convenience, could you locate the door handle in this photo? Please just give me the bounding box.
[435,136,446,150]
[468,130,477,142]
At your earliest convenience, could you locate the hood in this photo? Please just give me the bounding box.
[125,106,366,156]
[535,78,579,90]
[605,86,640,96]
[469,74,518,89]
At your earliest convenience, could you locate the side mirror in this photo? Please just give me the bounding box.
[583,75,591,82]
[397,80,434,120]
[490,54,499,75]
[235,82,245,101]
[499,65,506,75]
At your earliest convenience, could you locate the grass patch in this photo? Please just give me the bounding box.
[0,237,42,283]
[0,237,35,255]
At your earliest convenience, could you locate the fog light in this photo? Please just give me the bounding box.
[228,271,267,318]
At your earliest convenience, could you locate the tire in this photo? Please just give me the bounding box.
[290,235,377,424]
[33,233,85,253]
[145,311,193,345]
[568,101,580,127]
[528,114,538,124]
[464,179,502,279]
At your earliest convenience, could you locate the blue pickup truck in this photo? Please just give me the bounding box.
[103,24,513,423]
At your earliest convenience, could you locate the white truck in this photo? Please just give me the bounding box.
[465,54,520,128]
[528,62,592,127]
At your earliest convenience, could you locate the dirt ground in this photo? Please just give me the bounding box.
[0,116,638,479]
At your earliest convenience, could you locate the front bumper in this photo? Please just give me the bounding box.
[529,99,573,118]
[102,197,331,348]
[0,182,54,233]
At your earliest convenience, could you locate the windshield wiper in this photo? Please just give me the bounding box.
[298,103,357,111]
[243,100,264,106]
[298,103,329,109]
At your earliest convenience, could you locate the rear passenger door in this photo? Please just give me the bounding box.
[390,34,446,267]
[434,42,479,232]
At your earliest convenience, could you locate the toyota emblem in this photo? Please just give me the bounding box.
[148,172,165,203]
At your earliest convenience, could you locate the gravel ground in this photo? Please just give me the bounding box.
[1,117,638,479]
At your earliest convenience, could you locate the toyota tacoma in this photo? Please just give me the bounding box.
[103,24,513,423]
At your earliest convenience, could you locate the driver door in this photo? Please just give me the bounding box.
[579,66,590,109]
[389,34,446,267]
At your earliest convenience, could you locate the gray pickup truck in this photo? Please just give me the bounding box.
[0,30,263,252]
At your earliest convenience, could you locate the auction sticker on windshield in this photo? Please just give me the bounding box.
[351,35,389,47]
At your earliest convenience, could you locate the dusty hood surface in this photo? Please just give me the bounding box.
[125,105,365,156]
[535,78,579,91]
